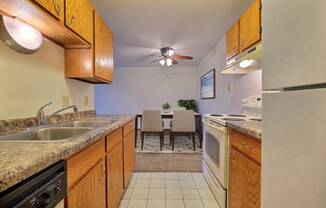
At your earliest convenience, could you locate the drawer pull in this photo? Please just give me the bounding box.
[240,142,253,152]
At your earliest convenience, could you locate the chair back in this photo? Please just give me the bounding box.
[171,110,196,132]
[141,110,163,132]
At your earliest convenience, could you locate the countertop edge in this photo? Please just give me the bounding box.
[0,115,135,193]
[226,121,262,140]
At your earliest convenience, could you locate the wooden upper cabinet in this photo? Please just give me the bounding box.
[239,0,261,51]
[94,12,114,82]
[33,0,64,21]
[226,21,239,60]
[65,12,114,84]
[65,0,93,44]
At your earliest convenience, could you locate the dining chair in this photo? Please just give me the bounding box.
[141,110,164,151]
[170,110,196,151]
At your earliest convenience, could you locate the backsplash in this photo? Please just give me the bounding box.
[0,110,96,135]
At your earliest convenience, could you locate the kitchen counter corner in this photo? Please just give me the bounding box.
[227,120,262,139]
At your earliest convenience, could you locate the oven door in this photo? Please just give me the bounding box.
[203,120,228,188]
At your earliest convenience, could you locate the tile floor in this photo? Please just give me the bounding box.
[119,172,220,208]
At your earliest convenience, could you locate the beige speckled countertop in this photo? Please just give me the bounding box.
[226,120,262,139]
[0,115,135,193]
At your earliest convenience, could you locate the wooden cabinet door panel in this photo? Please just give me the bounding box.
[65,0,93,43]
[94,12,114,82]
[226,21,239,60]
[123,130,135,188]
[239,0,261,51]
[229,148,261,208]
[67,159,106,208]
[33,0,64,21]
[107,141,124,208]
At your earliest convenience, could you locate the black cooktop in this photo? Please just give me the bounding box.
[210,114,224,117]
[226,114,247,117]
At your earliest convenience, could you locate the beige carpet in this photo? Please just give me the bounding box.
[136,131,203,153]
[135,131,203,172]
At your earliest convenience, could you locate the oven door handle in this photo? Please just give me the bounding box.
[203,120,226,133]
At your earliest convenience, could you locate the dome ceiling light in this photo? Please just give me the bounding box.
[0,15,44,54]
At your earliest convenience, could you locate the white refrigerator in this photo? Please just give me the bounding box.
[262,0,326,208]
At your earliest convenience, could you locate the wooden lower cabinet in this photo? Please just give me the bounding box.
[107,136,124,207]
[123,129,135,188]
[229,130,261,208]
[65,120,135,208]
[67,159,106,208]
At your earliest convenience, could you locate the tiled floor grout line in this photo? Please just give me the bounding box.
[122,172,219,208]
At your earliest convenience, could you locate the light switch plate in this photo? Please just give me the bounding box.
[62,96,70,107]
[84,96,89,106]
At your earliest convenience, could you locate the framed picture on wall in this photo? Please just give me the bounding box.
[200,68,215,99]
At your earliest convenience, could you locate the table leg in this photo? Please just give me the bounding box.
[196,115,203,148]
[135,115,138,147]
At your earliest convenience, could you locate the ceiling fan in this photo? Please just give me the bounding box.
[150,47,193,66]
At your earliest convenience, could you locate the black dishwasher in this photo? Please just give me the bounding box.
[0,160,67,208]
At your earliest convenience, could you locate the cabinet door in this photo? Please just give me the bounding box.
[67,159,106,208]
[107,141,124,208]
[65,0,93,43]
[94,12,114,82]
[33,0,64,21]
[123,130,135,188]
[229,148,260,208]
[239,0,261,51]
[226,21,239,60]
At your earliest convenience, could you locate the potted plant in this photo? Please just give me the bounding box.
[161,102,171,113]
[177,99,197,112]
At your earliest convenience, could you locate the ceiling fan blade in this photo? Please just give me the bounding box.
[149,58,162,63]
[173,54,194,60]
[172,59,178,65]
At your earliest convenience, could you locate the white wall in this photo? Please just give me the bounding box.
[94,66,197,114]
[196,35,262,114]
[0,39,94,119]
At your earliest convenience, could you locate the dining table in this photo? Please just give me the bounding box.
[134,112,203,148]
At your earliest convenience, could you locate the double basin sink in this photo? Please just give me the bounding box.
[0,120,113,142]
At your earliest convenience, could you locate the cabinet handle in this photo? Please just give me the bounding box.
[240,142,253,152]
[52,0,60,16]
[68,16,75,27]
[101,161,106,174]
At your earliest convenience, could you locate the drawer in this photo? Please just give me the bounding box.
[230,130,261,164]
[123,119,135,137]
[106,127,123,152]
[66,138,105,188]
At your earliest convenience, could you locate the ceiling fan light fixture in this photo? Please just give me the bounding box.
[166,58,172,67]
[160,59,166,66]
[167,49,174,57]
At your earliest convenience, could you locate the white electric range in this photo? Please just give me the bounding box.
[202,95,262,208]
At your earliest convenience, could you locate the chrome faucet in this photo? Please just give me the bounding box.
[37,102,52,126]
[51,105,78,116]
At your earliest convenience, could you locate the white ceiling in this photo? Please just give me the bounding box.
[91,0,253,67]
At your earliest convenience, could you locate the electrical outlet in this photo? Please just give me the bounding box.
[84,96,89,106]
[62,96,70,107]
